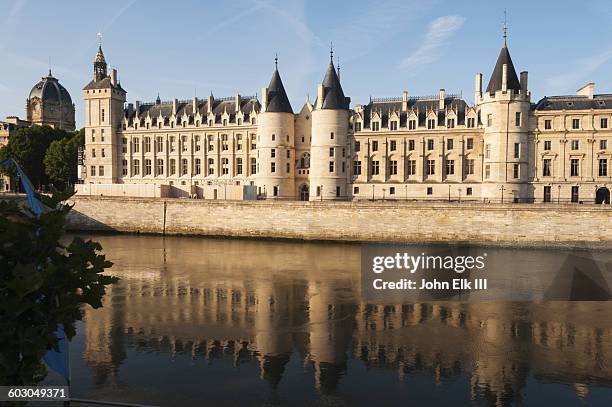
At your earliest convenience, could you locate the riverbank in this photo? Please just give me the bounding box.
[56,196,612,249]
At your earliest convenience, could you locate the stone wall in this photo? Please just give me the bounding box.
[64,196,612,248]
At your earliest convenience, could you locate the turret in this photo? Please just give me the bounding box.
[309,49,350,200]
[254,57,295,199]
[477,28,531,203]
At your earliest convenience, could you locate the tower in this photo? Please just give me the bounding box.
[255,57,295,199]
[26,70,76,131]
[476,26,531,203]
[82,39,126,184]
[309,49,350,200]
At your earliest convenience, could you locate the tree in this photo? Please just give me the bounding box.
[0,191,118,385]
[44,129,84,188]
[0,126,70,189]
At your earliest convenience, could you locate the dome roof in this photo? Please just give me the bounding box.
[29,70,72,105]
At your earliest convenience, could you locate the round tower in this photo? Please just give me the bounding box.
[309,54,350,200]
[477,33,532,203]
[255,60,295,199]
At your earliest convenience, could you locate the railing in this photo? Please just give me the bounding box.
[370,92,462,103]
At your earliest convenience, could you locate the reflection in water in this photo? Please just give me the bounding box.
[66,235,612,406]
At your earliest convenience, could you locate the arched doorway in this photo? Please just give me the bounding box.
[299,184,309,201]
[596,187,610,204]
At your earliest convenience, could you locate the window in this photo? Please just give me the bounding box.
[465,159,474,175]
[316,186,321,197]
[513,163,520,179]
[447,119,455,128]
[485,144,491,159]
[543,159,551,176]
[329,161,334,172]
[390,121,398,131]
[273,186,278,197]
[122,137,127,153]
[572,118,580,129]
[169,159,176,175]
[599,159,608,176]
[427,187,433,195]
[601,118,608,129]
[99,166,104,176]
[336,186,340,197]
[388,187,395,195]
[354,186,359,195]
[100,129,105,142]
[329,147,334,157]
[122,160,128,176]
[194,158,201,175]
[91,130,96,142]
[514,143,520,159]
[181,159,188,175]
[156,137,163,152]
[446,139,453,150]
[133,138,140,153]
[426,159,435,175]
[390,140,397,151]
[427,119,436,129]
[389,160,397,175]
[144,159,152,175]
[354,161,362,175]
[101,148,105,158]
[236,158,243,175]
[287,162,290,173]
[156,159,164,175]
[272,133,276,141]
[427,139,434,150]
[271,149,276,158]
[407,160,416,175]
[487,114,492,127]
[408,140,415,151]
[222,158,229,175]
[571,186,579,203]
[330,132,335,139]
[251,158,257,175]
[271,162,276,173]
[287,149,291,158]
[515,112,521,126]
[600,140,608,150]
[485,164,490,179]
[208,159,214,175]
[571,140,579,150]
[544,119,552,130]
[467,117,475,128]
[571,158,580,176]
[408,119,417,130]
[194,136,200,152]
[543,186,551,202]
[466,138,474,150]
[182,136,188,152]
[90,165,96,176]
[372,141,378,151]
[133,160,140,175]
[144,137,151,153]
[355,122,362,132]
[372,122,380,131]
[466,187,473,196]
[544,140,551,150]
[371,161,380,175]
[91,148,96,158]
[445,160,454,175]
[342,161,345,172]
[101,109,105,123]
[355,141,360,152]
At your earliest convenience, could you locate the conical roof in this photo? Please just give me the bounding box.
[485,43,521,94]
[265,68,293,113]
[320,60,349,109]
[95,45,106,63]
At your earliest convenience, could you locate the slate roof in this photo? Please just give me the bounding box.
[534,94,612,111]
[319,61,350,110]
[29,71,73,105]
[265,69,293,113]
[83,76,126,92]
[486,44,521,94]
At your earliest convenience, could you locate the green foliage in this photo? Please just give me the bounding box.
[0,192,118,385]
[43,129,84,188]
[0,126,72,189]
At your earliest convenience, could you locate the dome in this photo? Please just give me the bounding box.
[28,70,73,105]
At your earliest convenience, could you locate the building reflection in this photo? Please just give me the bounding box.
[79,235,612,405]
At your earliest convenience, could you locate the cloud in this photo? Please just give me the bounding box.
[544,50,612,94]
[399,15,465,69]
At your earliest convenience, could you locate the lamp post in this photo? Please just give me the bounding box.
[500,185,505,204]
[458,188,461,204]
[263,185,267,200]
[320,185,323,201]
[405,185,408,201]
[448,184,451,202]
[557,184,561,204]
[276,185,279,200]
[382,188,386,202]
[372,184,375,201]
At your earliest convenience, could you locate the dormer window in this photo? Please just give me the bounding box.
[390,121,398,131]
[355,122,362,132]
[447,119,455,128]
[427,119,436,129]
[467,117,475,128]
[372,122,380,131]
[408,119,417,130]
[237,118,242,125]
[223,119,227,126]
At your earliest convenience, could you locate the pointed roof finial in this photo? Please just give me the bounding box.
[330,41,334,61]
[502,9,507,45]
[274,52,278,69]
[337,56,340,79]
[97,32,103,48]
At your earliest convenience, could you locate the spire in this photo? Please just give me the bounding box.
[503,9,508,46]
[319,57,349,110]
[93,33,107,81]
[329,41,333,61]
[485,16,520,95]
[265,58,293,113]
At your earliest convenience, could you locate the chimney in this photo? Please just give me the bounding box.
[207,94,214,114]
[502,64,508,92]
[192,96,197,114]
[261,87,268,113]
[402,90,408,111]
[316,84,324,109]
[172,98,178,115]
[135,101,140,117]
[519,71,528,95]
[576,82,595,99]
[111,69,117,86]
[439,89,445,110]
[235,94,241,112]
[474,73,482,101]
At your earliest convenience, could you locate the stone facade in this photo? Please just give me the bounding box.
[80,36,612,204]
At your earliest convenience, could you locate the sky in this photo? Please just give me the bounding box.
[2,0,612,129]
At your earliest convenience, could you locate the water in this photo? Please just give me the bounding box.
[41,234,612,406]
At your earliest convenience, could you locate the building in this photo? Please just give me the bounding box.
[79,33,612,204]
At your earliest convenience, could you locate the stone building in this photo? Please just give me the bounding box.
[26,70,76,132]
[80,33,612,203]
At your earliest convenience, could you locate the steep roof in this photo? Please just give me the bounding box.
[320,61,350,110]
[534,94,612,111]
[486,43,521,94]
[265,69,293,113]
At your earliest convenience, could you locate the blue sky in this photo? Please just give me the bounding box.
[2,0,612,128]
